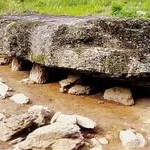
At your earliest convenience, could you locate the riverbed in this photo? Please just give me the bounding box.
[0,65,150,150]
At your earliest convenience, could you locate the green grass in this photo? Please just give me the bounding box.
[0,0,149,18]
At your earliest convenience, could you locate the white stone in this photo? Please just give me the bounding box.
[0,82,12,99]
[51,112,77,125]
[103,87,134,106]
[119,129,147,148]
[28,105,54,126]
[51,112,96,129]
[76,115,96,129]
[10,94,30,104]
[14,122,83,150]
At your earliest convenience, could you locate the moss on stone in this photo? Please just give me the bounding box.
[31,54,46,64]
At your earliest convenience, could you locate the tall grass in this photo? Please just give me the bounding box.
[0,0,149,18]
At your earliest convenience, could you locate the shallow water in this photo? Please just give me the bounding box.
[0,65,150,149]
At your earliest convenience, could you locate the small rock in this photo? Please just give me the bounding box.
[14,122,83,150]
[59,75,81,88]
[68,85,92,95]
[119,129,147,148]
[76,115,96,129]
[10,94,30,104]
[0,82,12,99]
[103,87,134,106]
[0,113,37,141]
[19,78,35,84]
[51,112,77,125]
[28,105,54,126]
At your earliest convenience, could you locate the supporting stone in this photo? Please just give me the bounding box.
[29,63,49,84]
[103,87,134,106]
[11,57,32,71]
[11,57,23,71]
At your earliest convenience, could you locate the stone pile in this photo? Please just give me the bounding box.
[0,105,100,150]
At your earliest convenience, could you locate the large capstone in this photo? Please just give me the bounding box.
[0,15,149,86]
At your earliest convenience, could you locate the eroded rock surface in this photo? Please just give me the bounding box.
[14,122,83,150]
[28,105,54,126]
[0,113,37,141]
[103,87,134,105]
[0,15,149,86]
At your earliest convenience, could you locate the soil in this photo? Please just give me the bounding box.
[0,65,150,150]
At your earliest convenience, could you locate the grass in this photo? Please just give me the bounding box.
[0,0,149,18]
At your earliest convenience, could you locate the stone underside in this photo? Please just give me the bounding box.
[0,15,150,86]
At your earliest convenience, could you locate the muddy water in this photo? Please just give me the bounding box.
[0,65,150,150]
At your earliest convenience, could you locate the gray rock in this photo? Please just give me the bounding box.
[28,105,54,126]
[29,63,49,84]
[10,93,30,104]
[59,75,81,92]
[11,57,23,71]
[103,87,134,106]
[68,85,93,95]
[0,15,149,86]
[0,113,37,141]
[119,129,147,148]
[14,122,83,150]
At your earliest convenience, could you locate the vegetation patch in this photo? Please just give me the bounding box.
[0,0,149,18]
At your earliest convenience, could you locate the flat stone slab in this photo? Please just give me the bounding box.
[0,15,150,85]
